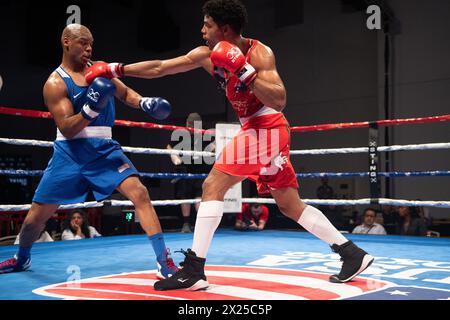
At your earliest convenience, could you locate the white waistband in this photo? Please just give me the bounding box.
[239,106,281,125]
[56,126,112,141]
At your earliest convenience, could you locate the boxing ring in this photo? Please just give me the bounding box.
[1,106,450,300]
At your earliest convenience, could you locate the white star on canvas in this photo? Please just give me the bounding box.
[387,290,410,296]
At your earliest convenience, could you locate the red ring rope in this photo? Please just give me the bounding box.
[0,107,208,134]
[290,114,450,132]
[1,106,449,133]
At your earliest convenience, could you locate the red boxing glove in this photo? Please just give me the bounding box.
[85,62,124,85]
[210,41,257,86]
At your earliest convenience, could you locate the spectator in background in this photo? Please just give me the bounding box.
[375,211,384,225]
[323,205,346,231]
[380,205,400,234]
[352,208,387,235]
[315,178,347,230]
[415,201,433,228]
[61,210,101,240]
[167,112,215,233]
[397,206,428,236]
[316,177,344,228]
[316,177,334,199]
[235,203,269,231]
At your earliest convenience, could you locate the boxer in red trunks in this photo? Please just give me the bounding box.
[85,0,374,291]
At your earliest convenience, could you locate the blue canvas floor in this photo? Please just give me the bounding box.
[1,230,449,300]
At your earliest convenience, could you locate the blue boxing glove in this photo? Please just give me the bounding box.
[139,97,171,120]
[81,77,116,121]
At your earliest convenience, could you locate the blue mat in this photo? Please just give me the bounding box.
[1,230,449,300]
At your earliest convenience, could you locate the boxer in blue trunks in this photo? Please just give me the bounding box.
[0,24,178,279]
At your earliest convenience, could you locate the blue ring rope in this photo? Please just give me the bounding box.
[1,170,450,179]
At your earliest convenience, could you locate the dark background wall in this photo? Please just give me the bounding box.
[379,0,450,218]
[0,0,449,219]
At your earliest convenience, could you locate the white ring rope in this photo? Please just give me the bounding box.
[0,138,53,148]
[243,198,450,208]
[0,199,202,212]
[290,143,450,155]
[1,137,449,156]
[1,137,449,211]
[1,198,450,212]
[121,146,214,157]
[0,138,214,157]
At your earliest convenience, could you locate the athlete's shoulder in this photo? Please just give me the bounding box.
[187,45,211,61]
[43,71,67,99]
[196,45,212,55]
[44,71,65,89]
[186,45,213,73]
[252,40,274,56]
[249,40,276,68]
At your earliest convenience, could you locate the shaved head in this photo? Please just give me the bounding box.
[61,24,93,47]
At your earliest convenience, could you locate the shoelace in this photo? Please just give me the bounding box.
[165,257,178,271]
[175,249,188,256]
[165,249,178,271]
[174,249,189,268]
[0,258,17,269]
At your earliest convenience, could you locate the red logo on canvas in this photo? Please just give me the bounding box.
[33,265,392,300]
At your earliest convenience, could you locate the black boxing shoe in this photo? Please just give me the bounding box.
[329,240,374,283]
[153,249,209,291]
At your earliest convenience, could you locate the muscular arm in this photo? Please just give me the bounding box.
[43,74,90,139]
[112,78,142,109]
[89,60,142,109]
[123,46,213,79]
[250,45,287,111]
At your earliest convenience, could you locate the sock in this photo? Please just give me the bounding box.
[148,233,167,263]
[183,216,190,224]
[192,201,224,258]
[16,246,31,264]
[297,205,347,246]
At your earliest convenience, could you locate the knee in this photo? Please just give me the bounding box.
[201,177,219,199]
[130,184,151,205]
[278,202,306,221]
[201,178,211,194]
[278,203,294,219]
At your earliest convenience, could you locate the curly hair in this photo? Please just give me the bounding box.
[64,209,91,238]
[202,0,248,34]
